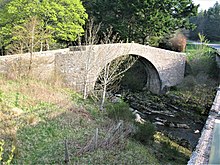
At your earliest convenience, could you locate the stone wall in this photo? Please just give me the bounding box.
[188,86,220,164]
[216,52,220,79]
[0,54,52,80]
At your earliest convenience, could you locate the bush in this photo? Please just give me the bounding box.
[186,34,218,80]
[105,101,133,122]
[133,121,156,144]
[159,31,187,52]
[177,75,196,90]
[190,51,217,77]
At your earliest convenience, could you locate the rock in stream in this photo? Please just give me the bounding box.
[124,91,209,150]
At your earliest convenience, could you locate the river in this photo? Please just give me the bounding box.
[123,90,212,150]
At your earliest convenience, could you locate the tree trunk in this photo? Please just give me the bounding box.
[83,78,87,100]
[46,39,49,50]
[100,82,107,111]
[28,19,35,75]
[40,41,43,52]
[100,64,109,111]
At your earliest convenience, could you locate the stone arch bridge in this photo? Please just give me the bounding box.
[0,43,185,94]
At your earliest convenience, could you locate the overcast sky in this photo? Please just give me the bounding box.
[193,0,220,11]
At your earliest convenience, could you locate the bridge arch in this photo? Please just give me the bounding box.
[137,57,162,93]
[94,54,162,94]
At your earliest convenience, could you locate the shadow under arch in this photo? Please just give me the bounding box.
[120,56,162,94]
[94,54,162,94]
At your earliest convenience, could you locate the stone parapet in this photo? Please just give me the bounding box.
[188,86,220,165]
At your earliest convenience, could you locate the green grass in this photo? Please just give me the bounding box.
[15,111,96,164]
[185,43,214,54]
[0,75,161,164]
[3,73,210,164]
[153,132,191,165]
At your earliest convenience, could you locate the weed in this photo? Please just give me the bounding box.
[186,34,218,81]
[0,90,2,102]
[15,92,20,107]
[133,121,155,144]
[0,140,16,165]
[105,101,133,121]
[153,132,191,164]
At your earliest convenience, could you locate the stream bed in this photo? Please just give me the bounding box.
[123,90,212,150]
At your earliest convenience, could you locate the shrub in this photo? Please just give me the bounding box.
[177,75,196,90]
[159,31,187,52]
[0,140,15,165]
[133,121,156,144]
[189,50,217,77]
[105,101,133,122]
[186,34,218,80]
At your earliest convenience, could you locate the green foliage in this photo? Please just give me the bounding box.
[153,132,191,164]
[0,0,88,53]
[83,0,198,45]
[0,90,2,102]
[171,85,215,115]
[0,140,3,162]
[106,101,133,121]
[133,121,155,144]
[176,38,217,115]
[189,2,220,41]
[15,92,19,107]
[73,140,159,164]
[177,75,196,90]
[187,45,218,79]
[0,140,16,165]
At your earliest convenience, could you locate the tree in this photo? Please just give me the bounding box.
[77,19,101,99]
[204,2,220,41]
[189,2,220,41]
[95,27,137,110]
[189,11,206,40]
[82,0,198,45]
[0,0,87,54]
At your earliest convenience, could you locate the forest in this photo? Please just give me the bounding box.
[0,0,200,56]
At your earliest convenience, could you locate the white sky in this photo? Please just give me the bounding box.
[193,0,220,11]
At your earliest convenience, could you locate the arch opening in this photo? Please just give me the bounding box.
[94,55,162,95]
[120,56,161,94]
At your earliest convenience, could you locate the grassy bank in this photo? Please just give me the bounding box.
[0,75,195,164]
[0,76,161,164]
